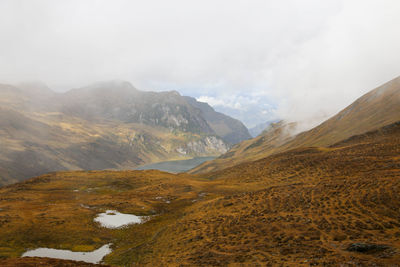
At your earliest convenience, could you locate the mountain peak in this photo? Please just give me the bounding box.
[167,90,181,96]
[84,80,137,91]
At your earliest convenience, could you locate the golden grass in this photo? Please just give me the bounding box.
[0,122,399,266]
[0,170,233,265]
[145,122,400,266]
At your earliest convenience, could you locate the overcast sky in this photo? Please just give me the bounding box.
[1,0,400,128]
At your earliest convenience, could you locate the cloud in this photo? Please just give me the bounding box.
[197,94,277,128]
[197,96,244,110]
[0,0,399,128]
[266,0,400,127]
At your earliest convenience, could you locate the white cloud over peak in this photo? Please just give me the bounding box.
[0,0,399,128]
[197,94,277,128]
[197,96,247,110]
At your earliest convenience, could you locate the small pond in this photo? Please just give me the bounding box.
[22,244,112,264]
[94,210,146,228]
[21,210,146,263]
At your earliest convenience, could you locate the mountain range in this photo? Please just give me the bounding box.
[0,81,250,185]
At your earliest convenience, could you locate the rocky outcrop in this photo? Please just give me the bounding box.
[176,136,229,155]
[184,96,251,144]
[59,82,215,135]
[59,83,250,144]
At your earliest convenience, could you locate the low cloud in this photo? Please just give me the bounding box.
[197,94,277,128]
[197,96,245,111]
[0,0,399,128]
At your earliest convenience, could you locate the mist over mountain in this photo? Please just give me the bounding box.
[191,75,400,174]
[1,1,400,266]
[2,1,400,129]
[60,81,215,135]
[1,78,400,265]
[0,81,250,185]
[248,120,279,137]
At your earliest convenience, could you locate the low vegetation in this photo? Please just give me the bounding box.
[0,121,399,266]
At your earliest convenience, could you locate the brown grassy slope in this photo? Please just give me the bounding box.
[0,169,240,266]
[190,121,297,174]
[191,75,400,174]
[1,122,399,266]
[146,121,400,266]
[0,84,227,186]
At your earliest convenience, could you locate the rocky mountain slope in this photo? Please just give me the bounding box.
[59,81,214,135]
[183,96,251,144]
[191,75,400,173]
[0,81,250,185]
[1,120,399,266]
[57,81,250,143]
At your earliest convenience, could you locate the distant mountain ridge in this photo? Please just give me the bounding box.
[184,96,251,144]
[59,81,215,135]
[57,81,250,143]
[191,75,400,174]
[0,81,249,185]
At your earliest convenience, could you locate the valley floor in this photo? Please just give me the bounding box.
[0,122,399,266]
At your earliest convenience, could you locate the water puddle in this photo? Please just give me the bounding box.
[94,210,146,228]
[22,244,111,264]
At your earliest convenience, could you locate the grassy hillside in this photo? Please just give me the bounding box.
[191,75,400,174]
[0,83,230,185]
[148,121,400,266]
[190,121,297,174]
[0,106,226,186]
[0,169,242,266]
[0,121,399,266]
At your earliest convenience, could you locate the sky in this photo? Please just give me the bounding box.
[1,0,400,128]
